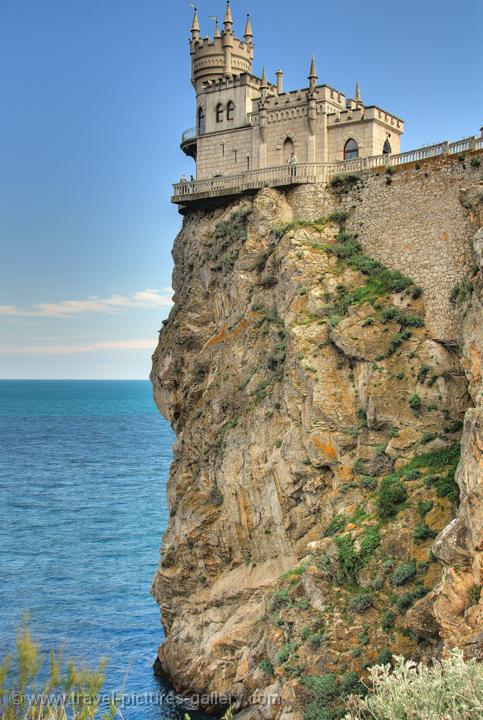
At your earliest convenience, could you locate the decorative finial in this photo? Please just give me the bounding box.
[191,4,200,38]
[223,0,233,28]
[260,66,268,89]
[244,13,253,40]
[308,54,318,80]
[355,81,361,104]
[211,16,221,38]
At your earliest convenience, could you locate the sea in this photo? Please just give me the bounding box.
[0,380,183,719]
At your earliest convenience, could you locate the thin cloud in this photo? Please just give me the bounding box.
[0,288,173,319]
[0,339,157,356]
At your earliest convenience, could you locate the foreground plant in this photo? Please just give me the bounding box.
[0,618,119,719]
[344,649,483,720]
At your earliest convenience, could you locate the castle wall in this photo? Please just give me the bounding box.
[286,153,481,338]
[197,126,255,178]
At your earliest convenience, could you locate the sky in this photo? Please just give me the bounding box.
[0,0,482,380]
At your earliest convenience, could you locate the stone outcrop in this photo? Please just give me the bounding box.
[432,226,483,659]
[151,172,482,717]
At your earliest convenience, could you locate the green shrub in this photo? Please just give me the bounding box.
[360,526,381,563]
[308,632,325,649]
[323,514,347,537]
[360,475,377,491]
[391,560,417,586]
[350,592,373,613]
[413,522,437,542]
[417,499,433,516]
[387,329,412,355]
[259,658,275,675]
[344,649,483,720]
[377,476,407,519]
[377,649,393,666]
[421,431,437,444]
[328,210,350,224]
[335,534,360,584]
[372,575,385,591]
[329,173,363,194]
[342,671,366,696]
[436,468,460,503]
[269,588,291,611]
[277,640,298,664]
[395,591,414,612]
[381,307,423,328]
[352,646,362,658]
[409,394,422,412]
[471,157,481,168]
[381,610,396,632]
[0,617,116,720]
[450,277,473,305]
[467,585,481,607]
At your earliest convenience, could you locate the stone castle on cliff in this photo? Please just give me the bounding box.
[182,1,403,181]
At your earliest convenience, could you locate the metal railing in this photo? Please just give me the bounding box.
[172,133,483,203]
[181,127,197,145]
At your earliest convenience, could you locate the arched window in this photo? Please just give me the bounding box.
[383,139,392,155]
[198,106,205,135]
[344,138,359,160]
[283,137,295,162]
[216,103,224,123]
[227,101,235,121]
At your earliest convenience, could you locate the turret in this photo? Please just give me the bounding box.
[276,69,284,94]
[189,0,254,90]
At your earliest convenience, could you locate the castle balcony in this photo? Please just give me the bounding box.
[180,127,197,159]
[172,163,325,208]
[172,134,483,210]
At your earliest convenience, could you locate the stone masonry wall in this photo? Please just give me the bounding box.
[287,152,482,339]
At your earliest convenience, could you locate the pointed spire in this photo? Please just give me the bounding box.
[308,55,318,91]
[355,81,361,104]
[214,17,221,38]
[223,0,233,29]
[191,5,200,39]
[244,13,253,41]
[260,66,268,89]
[308,54,318,80]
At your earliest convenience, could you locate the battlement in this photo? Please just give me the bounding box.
[201,73,262,94]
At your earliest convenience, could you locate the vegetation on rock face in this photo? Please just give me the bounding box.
[343,650,483,720]
[210,208,251,272]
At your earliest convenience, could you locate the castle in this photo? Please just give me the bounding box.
[182,1,404,182]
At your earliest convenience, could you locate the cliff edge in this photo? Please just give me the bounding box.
[151,157,482,718]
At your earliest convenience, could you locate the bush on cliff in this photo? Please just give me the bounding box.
[0,617,118,719]
[343,649,483,719]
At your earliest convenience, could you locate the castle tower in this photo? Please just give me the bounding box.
[189,1,254,92]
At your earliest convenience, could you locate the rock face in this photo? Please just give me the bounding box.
[432,226,483,659]
[151,180,482,717]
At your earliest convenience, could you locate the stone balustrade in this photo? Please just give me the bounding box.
[172,134,483,205]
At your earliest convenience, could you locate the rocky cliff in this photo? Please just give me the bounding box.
[151,167,482,719]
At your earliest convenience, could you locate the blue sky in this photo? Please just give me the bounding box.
[0,0,481,379]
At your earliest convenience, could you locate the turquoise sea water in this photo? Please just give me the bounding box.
[0,380,177,718]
